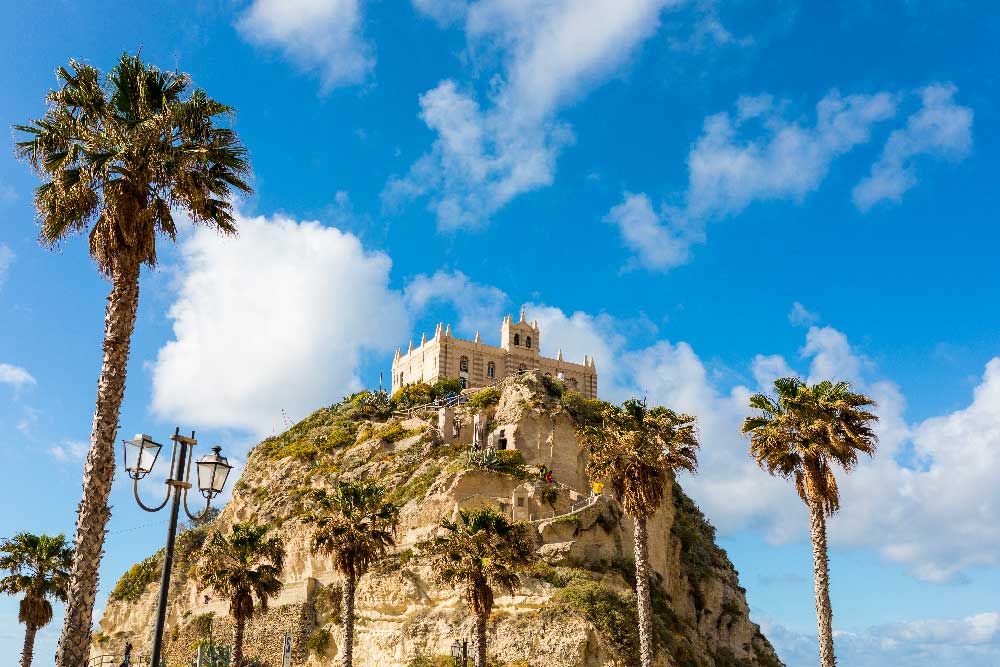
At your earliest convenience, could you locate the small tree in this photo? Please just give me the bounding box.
[742,378,877,667]
[577,399,699,667]
[303,481,399,667]
[419,507,535,667]
[0,533,73,667]
[198,524,284,667]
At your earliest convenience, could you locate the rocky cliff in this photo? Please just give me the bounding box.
[93,372,783,667]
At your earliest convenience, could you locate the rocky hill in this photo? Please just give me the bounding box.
[93,372,783,667]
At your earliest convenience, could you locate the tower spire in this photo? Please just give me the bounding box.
[475,330,481,343]
[445,323,452,337]
[520,305,526,322]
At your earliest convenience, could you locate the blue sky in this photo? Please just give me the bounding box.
[1,1,998,665]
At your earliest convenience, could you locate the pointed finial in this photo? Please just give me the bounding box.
[532,319,539,330]
[408,340,414,353]
[421,332,427,345]
[557,348,563,361]
[394,347,401,361]
[445,323,452,337]
[475,330,481,343]
[590,356,597,370]
[520,305,526,322]
[435,323,443,339]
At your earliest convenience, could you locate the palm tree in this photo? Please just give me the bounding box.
[0,533,73,667]
[742,377,877,667]
[198,523,285,667]
[14,52,251,667]
[302,480,399,667]
[577,399,699,667]
[419,507,535,667]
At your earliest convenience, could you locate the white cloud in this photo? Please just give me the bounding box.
[607,89,897,270]
[151,212,409,435]
[764,612,1000,667]
[853,83,973,211]
[412,0,468,26]
[391,0,682,229]
[404,270,508,336]
[0,363,36,390]
[237,0,374,91]
[787,301,819,326]
[528,301,1000,581]
[0,244,13,289]
[603,193,697,271]
[50,440,89,463]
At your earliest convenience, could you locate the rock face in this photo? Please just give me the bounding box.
[93,373,783,667]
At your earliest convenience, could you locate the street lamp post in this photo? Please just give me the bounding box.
[123,428,233,667]
[450,639,468,667]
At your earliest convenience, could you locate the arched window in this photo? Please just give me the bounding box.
[513,333,520,346]
[487,362,496,378]
[518,364,527,372]
[460,377,468,389]
[460,356,469,373]
[526,336,532,349]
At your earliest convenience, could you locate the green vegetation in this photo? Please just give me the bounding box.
[391,382,435,409]
[408,656,453,667]
[556,577,639,663]
[432,377,464,397]
[539,486,558,508]
[306,627,331,656]
[540,374,565,398]
[109,554,161,603]
[468,386,501,409]
[388,465,442,506]
[190,612,214,639]
[559,391,611,427]
[671,482,730,612]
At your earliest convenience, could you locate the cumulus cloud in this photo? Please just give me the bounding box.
[527,302,1000,580]
[853,83,973,211]
[787,301,819,326]
[151,212,409,435]
[0,363,36,390]
[237,0,374,91]
[0,243,13,290]
[404,270,507,335]
[390,0,681,229]
[764,612,1000,667]
[607,89,897,270]
[603,193,697,271]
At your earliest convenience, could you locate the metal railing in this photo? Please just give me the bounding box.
[529,494,600,523]
[87,656,151,667]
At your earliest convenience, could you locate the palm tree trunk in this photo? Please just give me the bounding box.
[342,575,356,667]
[475,611,487,667]
[20,623,37,667]
[633,516,654,667]
[232,615,246,667]
[55,260,141,667]
[808,493,836,667]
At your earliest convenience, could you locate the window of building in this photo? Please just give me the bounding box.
[460,377,468,389]
[518,364,527,372]
[459,356,469,372]
[517,497,525,507]
[526,336,532,349]
[487,362,495,378]
[513,333,520,346]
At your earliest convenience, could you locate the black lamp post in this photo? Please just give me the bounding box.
[123,427,232,667]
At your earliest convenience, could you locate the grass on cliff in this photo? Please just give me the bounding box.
[109,524,210,604]
[671,482,733,615]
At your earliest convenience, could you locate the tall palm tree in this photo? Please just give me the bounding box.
[742,377,877,667]
[302,480,399,667]
[14,52,251,667]
[419,507,535,667]
[0,533,73,667]
[577,399,699,667]
[198,523,285,667]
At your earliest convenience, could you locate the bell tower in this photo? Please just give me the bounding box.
[500,306,540,356]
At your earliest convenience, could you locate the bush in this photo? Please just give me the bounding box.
[540,374,564,398]
[555,578,639,663]
[306,628,331,656]
[560,391,610,427]
[408,656,453,667]
[391,383,435,409]
[352,390,392,418]
[540,486,558,508]
[110,554,161,602]
[431,377,464,398]
[190,612,214,639]
[468,386,501,409]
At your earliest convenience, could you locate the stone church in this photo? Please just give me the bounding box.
[391,307,598,399]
